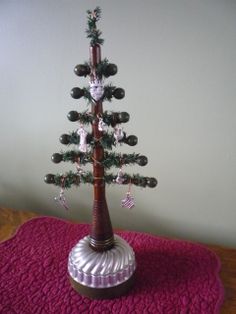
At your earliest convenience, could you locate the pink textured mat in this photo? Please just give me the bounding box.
[0,217,224,314]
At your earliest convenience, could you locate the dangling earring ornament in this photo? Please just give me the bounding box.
[77,125,88,152]
[121,181,135,209]
[98,116,108,132]
[114,126,124,144]
[75,158,85,175]
[54,177,69,210]
[115,167,125,184]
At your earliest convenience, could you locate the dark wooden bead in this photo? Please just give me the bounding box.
[74,64,90,77]
[51,153,62,163]
[125,135,138,146]
[137,155,148,166]
[104,63,117,77]
[118,112,130,123]
[70,87,84,99]
[44,174,55,184]
[60,134,70,144]
[147,177,158,188]
[67,111,79,121]
[113,88,125,99]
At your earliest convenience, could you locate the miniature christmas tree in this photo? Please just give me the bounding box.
[44,7,157,299]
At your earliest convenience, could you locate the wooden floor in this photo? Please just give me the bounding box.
[0,206,236,313]
[0,207,38,241]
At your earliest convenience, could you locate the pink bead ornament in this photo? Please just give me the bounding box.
[114,126,124,144]
[98,117,108,132]
[77,126,88,152]
[115,167,125,184]
[54,177,69,210]
[121,181,135,209]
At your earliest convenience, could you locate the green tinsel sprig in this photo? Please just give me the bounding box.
[86,7,104,46]
[53,171,94,188]
[89,132,122,150]
[61,131,120,150]
[96,58,109,78]
[104,172,157,188]
[77,110,94,125]
[78,59,112,79]
[68,132,80,145]
[53,171,78,188]
[102,111,116,126]
[102,152,140,168]
[60,150,92,164]
[54,151,144,169]
[82,87,93,103]
[103,84,116,102]
[67,131,93,146]
[99,133,116,149]
[68,110,129,127]
[47,171,157,188]
[62,131,116,150]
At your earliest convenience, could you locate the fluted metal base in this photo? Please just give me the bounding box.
[68,234,136,299]
[69,272,135,299]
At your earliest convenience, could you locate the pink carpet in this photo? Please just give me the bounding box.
[0,217,224,313]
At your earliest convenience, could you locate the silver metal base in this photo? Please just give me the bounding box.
[68,234,136,289]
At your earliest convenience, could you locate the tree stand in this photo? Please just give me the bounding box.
[68,235,136,299]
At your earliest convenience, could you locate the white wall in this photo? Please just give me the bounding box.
[1,0,236,247]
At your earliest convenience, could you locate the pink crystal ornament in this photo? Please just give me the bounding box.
[77,126,88,152]
[98,117,108,132]
[116,168,125,184]
[54,177,69,210]
[114,126,124,144]
[121,192,135,209]
[76,159,85,175]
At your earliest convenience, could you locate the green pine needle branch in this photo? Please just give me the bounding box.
[86,7,104,46]
[59,151,141,169]
[52,171,153,189]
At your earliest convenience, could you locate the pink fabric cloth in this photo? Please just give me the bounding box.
[0,217,224,313]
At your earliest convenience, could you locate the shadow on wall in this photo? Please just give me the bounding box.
[1,181,234,247]
[109,190,235,247]
[0,181,89,221]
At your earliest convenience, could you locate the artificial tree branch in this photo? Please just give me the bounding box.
[45,171,157,189]
[59,131,137,150]
[67,110,130,127]
[86,7,104,46]
[51,151,147,168]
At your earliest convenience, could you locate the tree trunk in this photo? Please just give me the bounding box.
[89,45,114,251]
